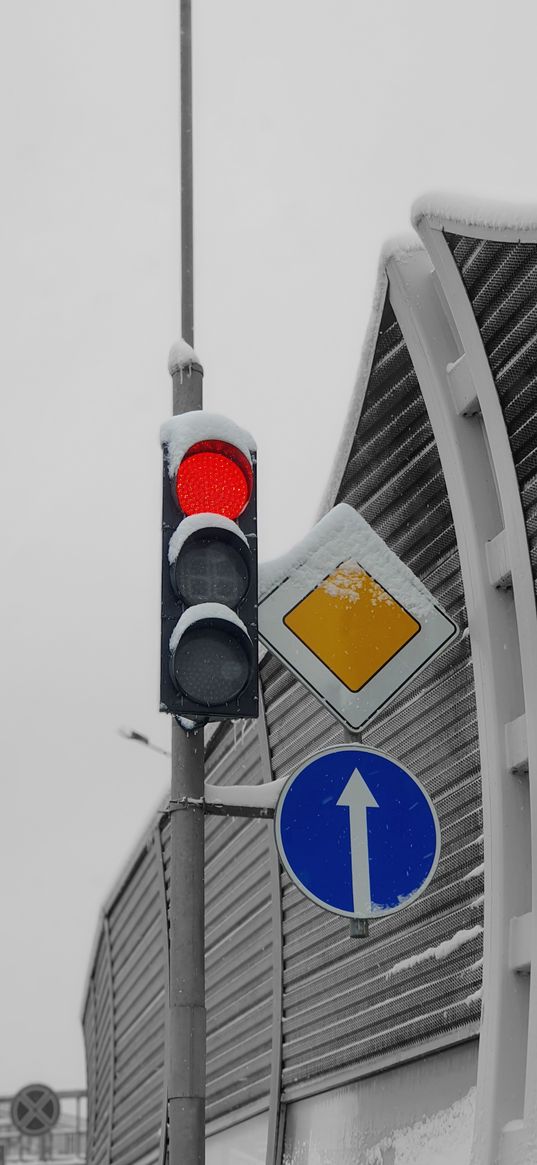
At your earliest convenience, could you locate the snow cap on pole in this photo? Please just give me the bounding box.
[168,339,203,376]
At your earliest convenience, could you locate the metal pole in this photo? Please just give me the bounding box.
[167,7,205,1162]
[168,364,205,1156]
[180,0,194,346]
[168,707,205,1165]
[343,727,369,940]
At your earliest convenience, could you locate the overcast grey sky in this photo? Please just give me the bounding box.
[1,0,537,1095]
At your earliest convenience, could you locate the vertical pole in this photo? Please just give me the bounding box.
[75,1095,80,1158]
[167,363,205,1165]
[167,362,205,1165]
[167,5,205,1162]
[168,704,205,1165]
[180,0,194,346]
[343,728,369,940]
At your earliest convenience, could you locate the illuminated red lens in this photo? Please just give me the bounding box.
[176,440,253,519]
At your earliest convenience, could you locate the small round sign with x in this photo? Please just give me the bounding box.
[11,1084,60,1136]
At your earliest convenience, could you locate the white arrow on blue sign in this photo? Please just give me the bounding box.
[274,745,441,918]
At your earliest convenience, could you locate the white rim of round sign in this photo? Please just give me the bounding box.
[274,743,441,919]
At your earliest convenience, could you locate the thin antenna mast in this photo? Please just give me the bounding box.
[180,0,194,345]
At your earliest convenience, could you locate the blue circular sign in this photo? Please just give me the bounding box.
[275,745,441,918]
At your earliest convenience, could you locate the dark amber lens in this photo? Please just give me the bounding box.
[174,536,249,608]
[172,624,250,705]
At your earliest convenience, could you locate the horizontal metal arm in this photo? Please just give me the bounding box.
[204,800,274,819]
[165,796,275,820]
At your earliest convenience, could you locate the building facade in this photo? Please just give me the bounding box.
[83,196,537,1165]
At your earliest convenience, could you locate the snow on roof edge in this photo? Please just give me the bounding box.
[316,266,387,518]
[317,231,423,518]
[412,190,537,235]
[380,231,424,265]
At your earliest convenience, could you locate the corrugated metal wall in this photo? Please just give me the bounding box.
[197,720,273,1124]
[83,933,115,1165]
[260,297,483,1099]
[446,233,537,595]
[108,844,165,1165]
[83,722,275,1165]
[83,840,166,1165]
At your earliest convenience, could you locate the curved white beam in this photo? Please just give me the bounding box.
[415,209,537,1165]
[386,242,530,1165]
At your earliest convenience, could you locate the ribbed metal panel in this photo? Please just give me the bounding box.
[446,232,537,594]
[89,934,114,1165]
[108,843,164,1165]
[83,840,166,1165]
[83,974,97,1163]
[261,297,483,1093]
[202,720,273,1123]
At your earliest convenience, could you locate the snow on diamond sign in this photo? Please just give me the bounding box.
[258,504,458,732]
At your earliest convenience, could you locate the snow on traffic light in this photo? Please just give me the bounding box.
[160,412,258,720]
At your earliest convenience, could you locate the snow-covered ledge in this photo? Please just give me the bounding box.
[168,774,289,819]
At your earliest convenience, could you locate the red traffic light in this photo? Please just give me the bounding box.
[176,439,253,519]
[161,411,258,718]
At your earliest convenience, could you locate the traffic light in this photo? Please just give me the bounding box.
[160,412,258,720]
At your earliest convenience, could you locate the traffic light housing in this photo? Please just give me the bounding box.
[160,412,258,720]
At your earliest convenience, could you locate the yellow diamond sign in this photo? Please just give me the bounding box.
[258,505,458,732]
[283,561,421,693]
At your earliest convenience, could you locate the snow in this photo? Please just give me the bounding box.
[317,268,388,517]
[412,190,537,234]
[169,603,249,653]
[364,1087,475,1165]
[387,925,483,978]
[168,512,247,565]
[259,502,438,621]
[321,563,396,607]
[168,339,202,373]
[160,412,256,479]
[176,716,199,732]
[462,863,484,882]
[204,773,287,809]
[380,232,424,266]
[317,234,424,518]
[464,987,483,1007]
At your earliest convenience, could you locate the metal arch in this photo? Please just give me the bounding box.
[414,216,537,1164]
[257,678,285,1165]
[386,243,530,1165]
[154,821,171,1165]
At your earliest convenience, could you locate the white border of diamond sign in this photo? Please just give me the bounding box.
[258,504,459,732]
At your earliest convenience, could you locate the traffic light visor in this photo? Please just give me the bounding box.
[169,606,254,706]
[176,440,253,519]
[173,531,250,608]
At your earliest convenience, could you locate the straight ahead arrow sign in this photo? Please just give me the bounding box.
[275,745,440,920]
[337,767,379,915]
